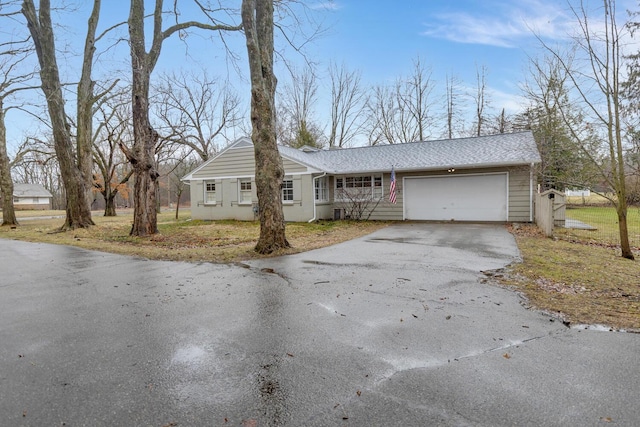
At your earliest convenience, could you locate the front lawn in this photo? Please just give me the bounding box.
[1,209,388,263]
[497,224,639,330]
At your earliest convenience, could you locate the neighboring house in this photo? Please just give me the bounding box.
[565,188,591,197]
[10,183,53,210]
[183,131,541,223]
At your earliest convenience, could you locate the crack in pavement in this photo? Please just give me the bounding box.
[373,329,566,385]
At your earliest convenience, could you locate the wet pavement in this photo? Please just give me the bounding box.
[1,223,639,426]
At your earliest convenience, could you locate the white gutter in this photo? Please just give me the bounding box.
[308,172,327,223]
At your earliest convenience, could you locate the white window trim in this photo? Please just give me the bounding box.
[282,177,294,204]
[204,180,216,205]
[335,174,383,202]
[238,178,252,205]
[315,176,328,202]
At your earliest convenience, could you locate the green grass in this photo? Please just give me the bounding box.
[558,205,640,247]
[499,224,640,330]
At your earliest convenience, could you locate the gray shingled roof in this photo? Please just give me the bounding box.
[278,131,540,174]
[13,183,53,197]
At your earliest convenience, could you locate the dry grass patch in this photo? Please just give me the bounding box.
[496,224,640,330]
[1,209,388,263]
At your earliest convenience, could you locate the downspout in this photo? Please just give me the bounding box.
[529,163,534,222]
[308,172,327,223]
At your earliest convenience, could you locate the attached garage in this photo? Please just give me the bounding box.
[403,173,508,221]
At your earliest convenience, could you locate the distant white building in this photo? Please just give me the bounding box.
[565,188,591,197]
[11,183,53,210]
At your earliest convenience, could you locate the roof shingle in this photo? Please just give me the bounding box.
[278,131,540,174]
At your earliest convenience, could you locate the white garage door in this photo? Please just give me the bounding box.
[404,173,508,221]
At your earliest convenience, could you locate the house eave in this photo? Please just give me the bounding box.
[329,160,540,175]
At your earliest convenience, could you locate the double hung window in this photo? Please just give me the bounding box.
[314,176,328,202]
[204,181,216,204]
[282,178,293,202]
[239,178,252,204]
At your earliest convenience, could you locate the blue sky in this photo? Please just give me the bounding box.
[308,0,573,112]
[296,0,635,118]
[3,0,638,149]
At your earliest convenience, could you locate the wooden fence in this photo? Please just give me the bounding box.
[534,190,566,236]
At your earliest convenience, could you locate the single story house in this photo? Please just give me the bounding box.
[183,131,541,223]
[10,183,53,210]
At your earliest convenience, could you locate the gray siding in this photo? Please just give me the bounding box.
[190,162,534,223]
[192,146,310,179]
[331,166,533,222]
[190,173,319,222]
[507,166,534,222]
[192,147,256,179]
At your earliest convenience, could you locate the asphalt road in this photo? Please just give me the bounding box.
[1,223,638,426]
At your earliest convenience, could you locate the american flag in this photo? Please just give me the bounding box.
[389,166,397,204]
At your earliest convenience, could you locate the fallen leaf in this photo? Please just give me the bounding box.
[446,315,451,320]
[503,353,511,359]
[242,419,258,427]
[287,353,294,357]
[600,417,613,423]
[356,390,361,396]
[412,314,418,318]
[23,410,27,417]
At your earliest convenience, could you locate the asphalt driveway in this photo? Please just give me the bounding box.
[1,223,638,426]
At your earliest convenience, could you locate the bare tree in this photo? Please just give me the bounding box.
[539,0,634,259]
[518,53,595,191]
[491,108,513,134]
[153,69,242,162]
[328,62,366,148]
[22,0,106,230]
[366,84,399,145]
[0,31,34,227]
[471,64,491,137]
[278,66,323,148]
[93,90,133,216]
[443,73,465,139]
[124,0,241,236]
[402,56,436,141]
[242,0,290,253]
[365,57,437,145]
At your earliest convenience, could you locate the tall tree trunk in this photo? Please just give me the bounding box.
[242,0,290,254]
[126,0,159,236]
[125,0,241,236]
[104,190,117,216]
[77,0,101,208]
[0,104,19,227]
[22,0,94,230]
